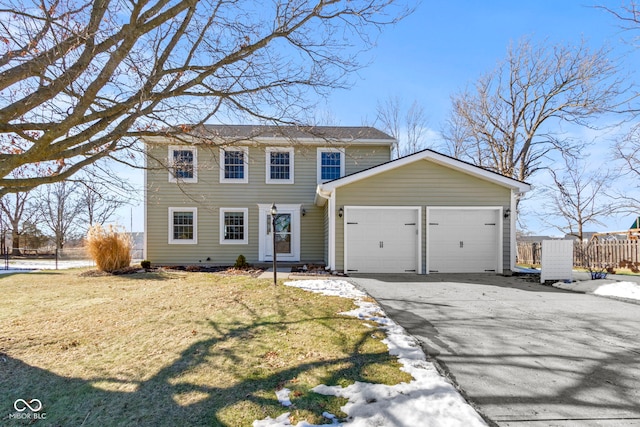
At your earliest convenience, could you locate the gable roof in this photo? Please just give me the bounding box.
[145,124,395,145]
[315,149,531,204]
[196,124,394,141]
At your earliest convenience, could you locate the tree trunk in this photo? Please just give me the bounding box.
[11,228,20,256]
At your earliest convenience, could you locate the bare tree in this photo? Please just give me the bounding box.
[35,181,85,250]
[443,38,632,184]
[0,0,411,196]
[543,154,622,241]
[77,182,129,231]
[375,96,429,157]
[0,190,32,255]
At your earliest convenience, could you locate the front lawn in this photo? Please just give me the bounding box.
[0,269,410,426]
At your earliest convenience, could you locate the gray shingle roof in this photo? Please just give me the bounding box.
[186,124,394,142]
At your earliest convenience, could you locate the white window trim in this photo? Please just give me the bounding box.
[265,147,295,184]
[168,146,197,183]
[168,207,198,244]
[317,147,345,183]
[219,208,249,245]
[220,147,249,184]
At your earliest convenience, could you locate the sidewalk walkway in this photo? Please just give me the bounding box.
[257,268,292,280]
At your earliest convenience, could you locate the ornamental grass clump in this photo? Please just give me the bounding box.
[86,224,132,272]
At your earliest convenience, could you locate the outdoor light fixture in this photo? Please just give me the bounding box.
[270,203,278,286]
[504,208,511,219]
[338,207,344,218]
[301,206,306,216]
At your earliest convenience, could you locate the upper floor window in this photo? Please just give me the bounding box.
[317,148,345,183]
[168,207,197,244]
[266,147,294,184]
[169,146,197,183]
[220,147,249,183]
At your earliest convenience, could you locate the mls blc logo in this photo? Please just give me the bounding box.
[14,399,42,412]
[9,398,46,420]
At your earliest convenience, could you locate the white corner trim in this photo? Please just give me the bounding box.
[328,193,336,271]
[510,190,518,271]
[219,208,249,245]
[220,146,249,183]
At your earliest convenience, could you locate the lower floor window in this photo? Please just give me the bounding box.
[220,208,248,244]
[169,207,197,244]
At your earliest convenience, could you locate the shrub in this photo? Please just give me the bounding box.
[141,260,151,269]
[86,225,132,272]
[234,254,249,269]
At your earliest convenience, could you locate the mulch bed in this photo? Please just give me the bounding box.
[80,265,265,278]
[162,265,265,277]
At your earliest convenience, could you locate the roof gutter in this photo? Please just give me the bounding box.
[314,184,332,206]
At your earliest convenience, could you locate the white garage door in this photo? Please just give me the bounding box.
[345,207,420,273]
[428,208,501,273]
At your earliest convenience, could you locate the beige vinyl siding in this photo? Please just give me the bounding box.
[146,142,390,265]
[344,145,391,174]
[334,159,512,272]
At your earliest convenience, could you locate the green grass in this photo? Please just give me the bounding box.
[0,269,411,426]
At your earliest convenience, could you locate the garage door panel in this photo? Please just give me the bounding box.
[428,209,500,273]
[346,208,419,273]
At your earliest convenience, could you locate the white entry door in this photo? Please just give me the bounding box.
[345,207,420,273]
[428,208,501,273]
[258,204,300,261]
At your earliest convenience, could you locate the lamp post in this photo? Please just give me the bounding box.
[270,203,278,286]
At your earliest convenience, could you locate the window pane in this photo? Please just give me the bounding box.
[274,214,291,233]
[173,150,194,179]
[224,212,245,241]
[224,151,244,179]
[275,233,291,253]
[270,152,290,180]
[321,152,341,180]
[173,211,194,240]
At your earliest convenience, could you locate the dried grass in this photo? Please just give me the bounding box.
[0,270,411,426]
[86,224,132,272]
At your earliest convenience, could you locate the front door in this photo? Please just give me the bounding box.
[259,204,300,261]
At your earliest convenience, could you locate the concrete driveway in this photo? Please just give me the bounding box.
[348,274,640,426]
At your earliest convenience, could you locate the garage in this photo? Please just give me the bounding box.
[344,207,421,273]
[427,207,502,273]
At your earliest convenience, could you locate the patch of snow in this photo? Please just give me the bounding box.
[253,279,486,427]
[0,259,94,274]
[276,388,292,407]
[593,281,640,300]
[253,412,337,427]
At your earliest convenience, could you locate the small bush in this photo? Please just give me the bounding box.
[86,225,132,273]
[234,254,249,269]
[141,260,151,269]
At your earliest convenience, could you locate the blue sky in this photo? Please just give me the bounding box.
[324,0,636,125]
[317,1,640,235]
[117,1,640,235]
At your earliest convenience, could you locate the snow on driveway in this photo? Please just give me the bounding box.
[253,279,486,427]
[553,279,640,302]
[592,281,640,300]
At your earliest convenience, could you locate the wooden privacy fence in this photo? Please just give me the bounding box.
[517,240,640,270]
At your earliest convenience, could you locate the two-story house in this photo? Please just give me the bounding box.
[144,125,530,274]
